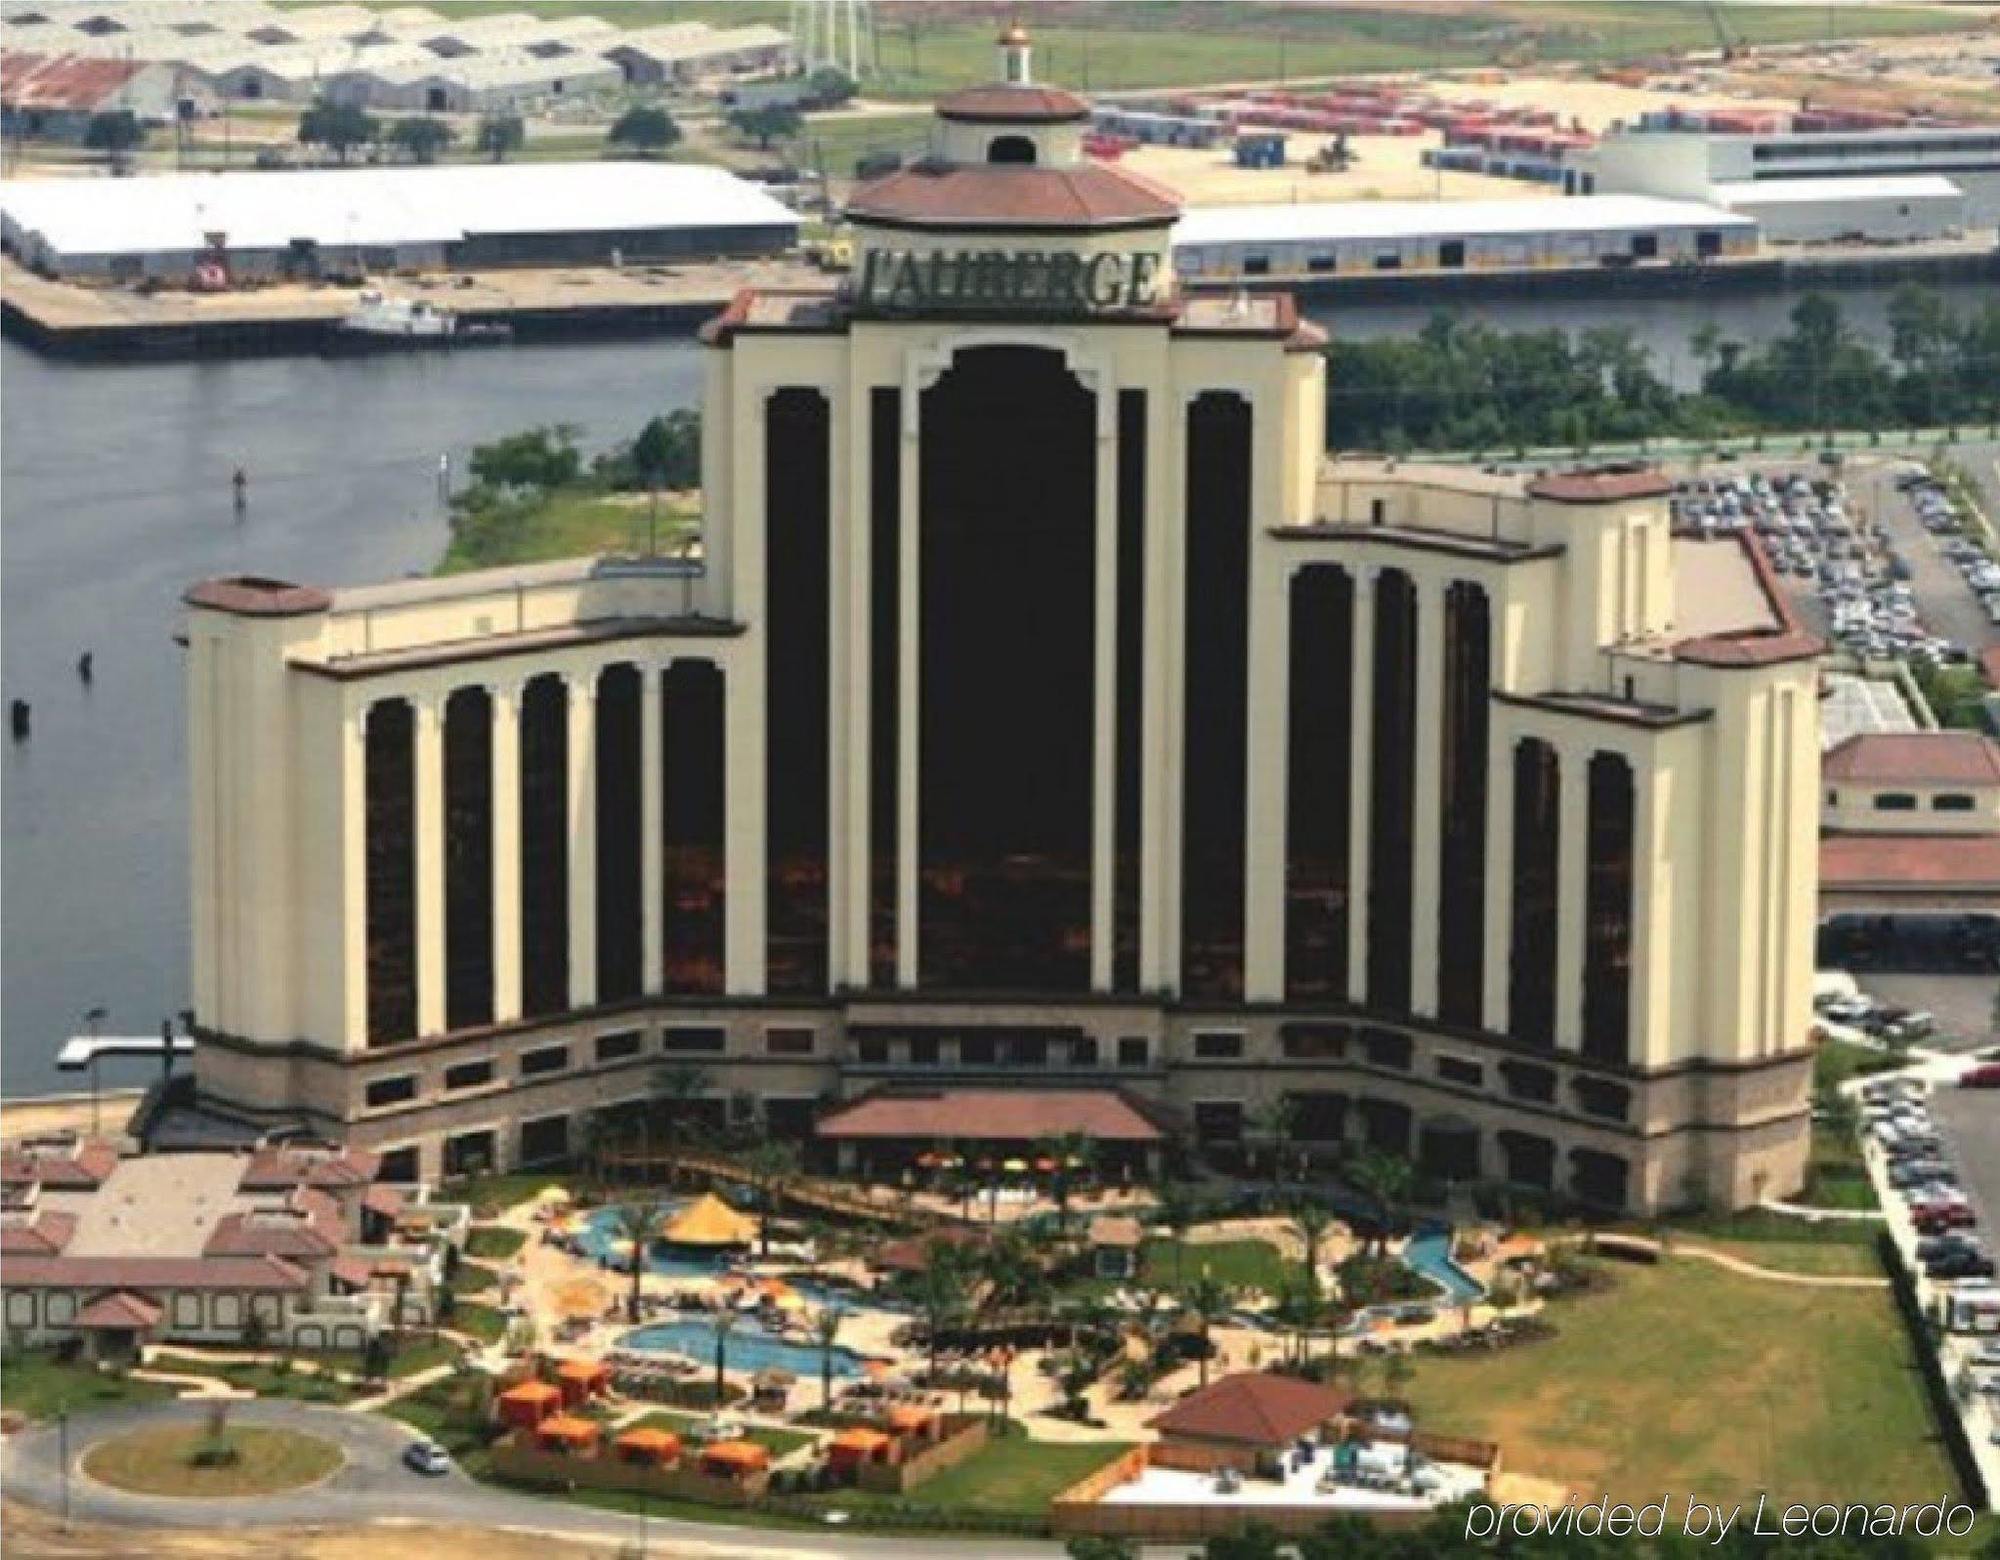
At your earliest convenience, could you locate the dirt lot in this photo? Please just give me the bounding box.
[0,1091,139,1144]
[0,1502,627,1560]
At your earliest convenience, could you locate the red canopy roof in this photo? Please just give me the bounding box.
[73,1290,165,1330]
[817,1088,1164,1143]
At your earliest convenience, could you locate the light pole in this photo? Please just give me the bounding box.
[82,1006,107,1136]
[58,1407,71,1531]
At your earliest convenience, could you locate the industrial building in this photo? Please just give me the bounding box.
[1170,195,1756,281]
[173,36,1819,1215]
[0,3,794,111]
[0,49,216,137]
[1589,125,1999,237]
[0,162,800,282]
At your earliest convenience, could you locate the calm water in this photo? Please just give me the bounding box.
[1,276,1984,1096]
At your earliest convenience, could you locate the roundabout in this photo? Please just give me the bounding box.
[81,1421,345,1498]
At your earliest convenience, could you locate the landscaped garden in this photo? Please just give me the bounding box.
[82,1418,344,1497]
[0,1351,176,1420]
[1399,1256,1951,1507]
[623,1408,816,1462]
[465,1225,529,1263]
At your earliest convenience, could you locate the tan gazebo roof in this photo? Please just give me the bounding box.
[661,1192,756,1247]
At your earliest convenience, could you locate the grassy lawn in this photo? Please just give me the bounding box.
[450,1172,569,1218]
[383,1371,497,1477]
[319,2,1964,98]
[449,1259,504,1296]
[466,1224,530,1262]
[317,1334,463,1381]
[210,1361,362,1406]
[836,1431,1132,1517]
[1682,1240,1886,1279]
[1814,1037,1897,1092]
[0,1352,177,1421]
[625,1409,817,1461]
[796,113,935,179]
[1658,1204,1877,1248]
[1139,1237,1292,1294]
[1400,1258,1949,1508]
[451,1302,510,1346]
[82,1424,344,1497]
[438,490,698,576]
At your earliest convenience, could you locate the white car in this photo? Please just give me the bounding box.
[403,1439,452,1476]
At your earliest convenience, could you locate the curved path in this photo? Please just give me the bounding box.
[1586,1233,1888,1289]
[2,1400,1055,1559]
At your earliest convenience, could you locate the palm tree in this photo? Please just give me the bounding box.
[1286,1199,1335,1307]
[1248,1097,1301,1187]
[813,1307,846,1412]
[608,1197,667,1323]
[1182,1272,1230,1389]
[918,1249,967,1385]
[1158,1181,1200,1287]
[708,1308,738,1405]
[743,1140,800,1259]
[1271,1277,1313,1369]
[1046,1130,1095,1235]
[651,1061,712,1169]
[1382,1350,1414,1406]
[1348,1151,1412,1257]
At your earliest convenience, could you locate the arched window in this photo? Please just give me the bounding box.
[987,134,1036,164]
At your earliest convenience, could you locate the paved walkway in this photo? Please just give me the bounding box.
[1576,1233,1890,1289]
[1757,1197,1885,1222]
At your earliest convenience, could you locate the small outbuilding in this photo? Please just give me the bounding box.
[1088,1215,1143,1280]
[699,1438,772,1479]
[613,1426,683,1466]
[1147,1372,1353,1471]
[535,1414,603,1455]
[554,1357,612,1406]
[496,1377,563,1430]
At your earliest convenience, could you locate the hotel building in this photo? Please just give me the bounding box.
[179,35,1820,1213]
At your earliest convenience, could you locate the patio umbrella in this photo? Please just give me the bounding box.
[771,1291,809,1312]
[1002,1158,1028,1174]
[1033,1158,1057,1172]
[864,1358,895,1380]
[534,1186,572,1205]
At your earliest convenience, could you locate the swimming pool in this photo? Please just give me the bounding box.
[620,1319,869,1378]
[1401,1227,1484,1304]
[575,1203,726,1279]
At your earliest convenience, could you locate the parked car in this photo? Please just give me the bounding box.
[1925,1250,1996,1280]
[403,1439,452,1476]
[1960,1063,2000,1089]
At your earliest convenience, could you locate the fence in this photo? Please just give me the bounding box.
[855,1415,988,1494]
[491,1435,770,1504]
[1876,1230,1989,1509]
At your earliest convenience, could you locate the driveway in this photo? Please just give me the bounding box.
[1,1399,1057,1559]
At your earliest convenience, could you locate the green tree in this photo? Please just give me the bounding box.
[730,104,804,151]
[742,1139,800,1258]
[708,1307,738,1403]
[297,99,379,165]
[608,1197,668,1323]
[468,425,581,491]
[917,1243,968,1383]
[83,109,144,166]
[813,1305,846,1411]
[632,409,700,490]
[608,106,680,158]
[805,66,857,107]
[1181,1271,1230,1389]
[387,116,455,165]
[1286,1198,1335,1305]
[476,111,525,163]
[1348,1151,1412,1256]
[1157,1180,1200,1287]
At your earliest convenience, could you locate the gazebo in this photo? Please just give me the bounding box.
[554,1357,612,1406]
[497,1378,563,1430]
[883,1403,938,1442]
[535,1415,603,1455]
[826,1426,893,1473]
[699,1439,772,1480]
[614,1426,683,1467]
[661,1192,757,1248]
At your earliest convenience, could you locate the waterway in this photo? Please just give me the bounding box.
[1,275,1988,1097]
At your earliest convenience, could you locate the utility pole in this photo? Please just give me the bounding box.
[59,1408,71,1531]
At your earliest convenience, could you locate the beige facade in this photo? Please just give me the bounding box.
[180,43,1818,1213]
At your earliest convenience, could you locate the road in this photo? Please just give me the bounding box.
[0,1400,1058,1560]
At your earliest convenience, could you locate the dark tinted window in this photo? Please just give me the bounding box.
[365,1073,418,1108]
[520,1044,569,1078]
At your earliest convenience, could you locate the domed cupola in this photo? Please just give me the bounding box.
[845,24,1181,315]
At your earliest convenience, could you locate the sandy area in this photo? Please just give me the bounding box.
[1123,136,1537,208]
[0,1091,140,1144]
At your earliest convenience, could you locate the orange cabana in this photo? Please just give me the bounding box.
[883,1404,937,1439]
[826,1427,893,1469]
[699,1439,771,1479]
[497,1379,562,1430]
[613,1427,683,1467]
[554,1358,612,1406]
[536,1415,603,1455]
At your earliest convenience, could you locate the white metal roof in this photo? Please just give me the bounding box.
[1173,195,1753,249]
[0,162,799,257]
[1712,174,1965,205]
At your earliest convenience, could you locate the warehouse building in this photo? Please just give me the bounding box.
[1171,195,1756,282]
[0,162,799,282]
[1590,126,1997,236]
[173,35,1817,1216]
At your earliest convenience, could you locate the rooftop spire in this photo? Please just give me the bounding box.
[999,21,1032,84]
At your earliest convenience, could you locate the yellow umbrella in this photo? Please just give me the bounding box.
[1002,1158,1028,1173]
[661,1193,757,1247]
[772,1291,808,1312]
[534,1185,572,1205]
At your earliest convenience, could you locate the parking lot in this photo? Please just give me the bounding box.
[1855,974,2000,1055]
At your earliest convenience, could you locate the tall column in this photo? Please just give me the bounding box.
[1091,385,1118,991]
[1409,578,1445,1017]
[1481,723,1515,1034]
[1139,389,1174,992]
[490,683,523,1025]
[1555,741,1588,1052]
[413,694,446,1037]
[1344,564,1378,1004]
[1629,760,1664,1069]
[565,670,598,1011]
[724,656,768,996]
[896,395,920,988]
[1241,557,1290,1002]
[641,662,665,993]
[339,704,368,1051]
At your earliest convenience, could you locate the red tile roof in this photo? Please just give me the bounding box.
[1821,832,2000,891]
[362,1184,407,1220]
[1674,629,1822,668]
[848,161,1180,231]
[816,1088,1165,1142]
[0,53,146,112]
[204,1208,340,1261]
[184,577,334,618]
[0,1210,77,1255]
[935,83,1090,123]
[1149,1372,1352,1447]
[1824,732,2000,786]
[239,1143,380,1191]
[73,1290,166,1331]
[1527,467,1673,504]
[2,1254,311,1292]
[0,1138,120,1189]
